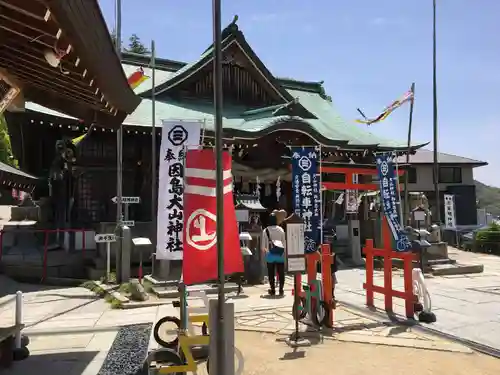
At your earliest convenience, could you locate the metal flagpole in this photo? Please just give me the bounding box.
[432,0,441,224]
[212,0,226,374]
[151,40,157,275]
[403,83,415,225]
[394,152,404,227]
[115,0,124,283]
[319,146,324,243]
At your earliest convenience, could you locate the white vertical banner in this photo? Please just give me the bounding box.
[444,194,457,229]
[345,173,359,213]
[157,120,202,260]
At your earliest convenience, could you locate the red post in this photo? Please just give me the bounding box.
[320,244,334,327]
[0,230,3,262]
[138,264,143,283]
[81,229,86,257]
[363,239,374,307]
[306,252,320,285]
[292,274,302,297]
[42,230,49,282]
[382,218,393,313]
[305,252,320,307]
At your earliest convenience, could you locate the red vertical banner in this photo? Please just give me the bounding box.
[182,149,243,285]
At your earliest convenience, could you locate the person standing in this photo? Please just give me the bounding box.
[262,214,286,296]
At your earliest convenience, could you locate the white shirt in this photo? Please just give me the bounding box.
[261,225,286,252]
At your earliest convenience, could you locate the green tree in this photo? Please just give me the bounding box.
[0,114,18,167]
[126,34,149,54]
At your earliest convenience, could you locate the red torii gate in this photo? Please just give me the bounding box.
[294,163,416,325]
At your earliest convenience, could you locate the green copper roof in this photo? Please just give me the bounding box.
[21,20,427,150]
[23,70,422,149]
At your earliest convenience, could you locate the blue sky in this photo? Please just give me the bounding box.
[99,0,498,186]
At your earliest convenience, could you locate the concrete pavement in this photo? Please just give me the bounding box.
[1,246,500,373]
[331,247,500,350]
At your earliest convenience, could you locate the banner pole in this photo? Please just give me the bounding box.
[212,0,227,374]
[394,153,404,228]
[114,0,124,283]
[151,40,157,276]
[319,145,324,244]
[403,82,415,225]
[432,0,441,224]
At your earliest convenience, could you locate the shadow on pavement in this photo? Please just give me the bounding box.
[5,350,100,375]
[259,294,285,300]
[228,294,249,300]
[0,275,67,301]
[24,297,102,330]
[280,349,306,360]
[37,293,99,300]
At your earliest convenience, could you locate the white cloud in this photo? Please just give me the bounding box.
[370,17,406,27]
[371,17,387,26]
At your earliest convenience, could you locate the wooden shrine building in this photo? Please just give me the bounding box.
[0,0,141,280]
[4,19,426,264]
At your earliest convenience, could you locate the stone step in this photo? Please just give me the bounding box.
[391,257,456,270]
[152,283,240,299]
[86,266,152,281]
[431,263,484,276]
[427,258,456,266]
[143,274,179,287]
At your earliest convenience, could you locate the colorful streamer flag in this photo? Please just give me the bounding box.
[127,67,149,89]
[356,89,414,125]
[71,124,94,146]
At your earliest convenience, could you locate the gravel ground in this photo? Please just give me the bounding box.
[97,324,151,375]
[231,331,500,375]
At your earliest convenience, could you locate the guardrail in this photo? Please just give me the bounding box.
[0,228,89,282]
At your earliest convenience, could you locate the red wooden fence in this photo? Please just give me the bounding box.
[363,219,417,318]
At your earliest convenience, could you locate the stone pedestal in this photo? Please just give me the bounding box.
[348,218,363,265]
[427,241,448,259]
[153,259,170,280]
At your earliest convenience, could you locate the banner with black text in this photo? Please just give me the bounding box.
[156,120,201,260]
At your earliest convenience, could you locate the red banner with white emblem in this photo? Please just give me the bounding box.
[182,149,243,285]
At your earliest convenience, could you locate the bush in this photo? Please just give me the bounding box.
[475,222,500,254]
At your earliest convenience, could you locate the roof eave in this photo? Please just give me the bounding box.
[26,86,128,127]
[47,0,141,117]
[374,142,430,152]
[413,161,488,167]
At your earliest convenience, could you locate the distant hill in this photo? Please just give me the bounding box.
[475,180,500,217]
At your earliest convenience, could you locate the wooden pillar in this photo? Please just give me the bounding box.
[382,217,393,313]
